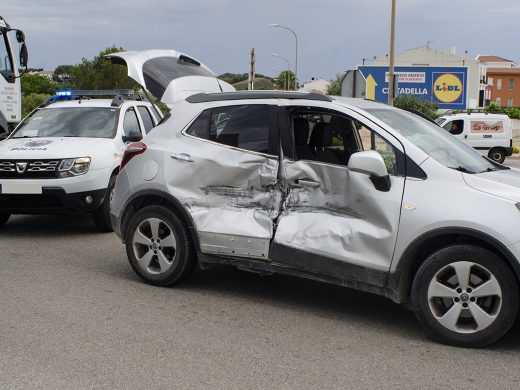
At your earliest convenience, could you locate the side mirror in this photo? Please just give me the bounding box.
[0,131,8,141]
[348,150,391,192]
[15,30,25,44]
[122,133,142,143]
[19,43,28,69]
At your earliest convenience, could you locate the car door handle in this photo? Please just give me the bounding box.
[294,178,321,188]
[171,153,194,162]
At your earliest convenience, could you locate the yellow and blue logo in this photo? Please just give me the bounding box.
[433,73,463,103]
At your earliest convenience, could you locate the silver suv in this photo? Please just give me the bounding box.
[110,50,520,347]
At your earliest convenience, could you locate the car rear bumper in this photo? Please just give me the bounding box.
[0,187,106,215]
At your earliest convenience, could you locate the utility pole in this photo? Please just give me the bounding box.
[248,48,256,91]
[387,0,396,106]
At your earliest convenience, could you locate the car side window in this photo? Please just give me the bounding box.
[123,108,142,136]
[137,106,155,134]
[356,123,398,176]
[187,105,271,154]
[443,119,464,135]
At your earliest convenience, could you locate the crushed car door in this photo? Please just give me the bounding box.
[166,103,282,259]
[272,104,406,280]
[106,50,235,107]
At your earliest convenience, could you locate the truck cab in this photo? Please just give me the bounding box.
[0,15,28,137]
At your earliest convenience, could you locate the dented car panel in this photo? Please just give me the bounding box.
[273,159,405,271]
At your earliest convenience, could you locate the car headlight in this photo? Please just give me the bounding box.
[58,157,91,178]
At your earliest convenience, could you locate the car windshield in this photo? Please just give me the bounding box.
[11,107,118,139]
[365,108,500,174]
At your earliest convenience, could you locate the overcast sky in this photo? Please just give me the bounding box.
[3,0,520,82]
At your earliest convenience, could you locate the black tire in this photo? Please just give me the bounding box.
[92,175,116,232]
[412,245,519,347]
[0,213,10,226]
[488,148,506,164]
[124,205,197,286]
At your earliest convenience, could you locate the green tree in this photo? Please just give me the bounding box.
[68,46,138,90]
[53,65,75,82]
[21,74,59,95]
[274,70,295,90]
[326,72,345,95]
[393,94,439,119]
[22,93,51,117]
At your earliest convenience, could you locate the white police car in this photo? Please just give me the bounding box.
[0,90,162,230]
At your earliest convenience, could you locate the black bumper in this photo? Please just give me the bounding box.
[0,187,106,215]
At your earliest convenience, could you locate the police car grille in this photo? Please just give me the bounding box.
[0,160,60,178]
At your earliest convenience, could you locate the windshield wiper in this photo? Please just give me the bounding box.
[449,166,476,174]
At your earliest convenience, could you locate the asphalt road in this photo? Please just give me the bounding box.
[1,212,520,389]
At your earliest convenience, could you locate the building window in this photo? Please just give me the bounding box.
[497,79,502,90]
[510,79,515,90]
[508,97,513,107]
[496,97,501,106]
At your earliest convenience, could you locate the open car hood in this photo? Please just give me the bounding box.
[106,50,235,106]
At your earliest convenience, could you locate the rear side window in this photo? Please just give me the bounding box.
[123,108,141,136]
[186,105,271,153]
[137,106,155,133]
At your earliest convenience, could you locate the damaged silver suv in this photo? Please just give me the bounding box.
[110,50,520,347]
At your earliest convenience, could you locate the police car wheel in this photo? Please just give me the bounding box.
[0,213,10,226]
[92,176,116,232]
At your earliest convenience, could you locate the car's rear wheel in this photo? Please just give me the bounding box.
[488,148,506,163]
[92,176,116,231]
[0,213,10,226]
[412,245,518,347]
[125,205,197,286]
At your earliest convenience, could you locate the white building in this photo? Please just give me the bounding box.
[298,78,329,94]
[373,46,488,108]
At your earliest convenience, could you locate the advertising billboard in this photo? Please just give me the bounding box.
[357,66,468,109]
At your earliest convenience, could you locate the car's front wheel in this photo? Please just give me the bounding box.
[412,245,518,347]
[92,175,116,231]
[125,205,197,286]
[0,213,10,227]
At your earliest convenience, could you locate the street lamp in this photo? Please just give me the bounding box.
[270,23,298,90]
[272,53,291,91]
[387,0,396,106]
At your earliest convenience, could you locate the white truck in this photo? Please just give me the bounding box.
[436,111,513,163]
[0,15,28,138]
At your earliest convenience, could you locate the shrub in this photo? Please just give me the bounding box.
[504,107,520,119]
[393,94,439,120]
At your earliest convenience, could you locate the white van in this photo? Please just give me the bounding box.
[436,112,513,163]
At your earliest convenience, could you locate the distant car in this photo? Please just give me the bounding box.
[0,91,162,230]
[111,50,520,348]
[436,111,513,163]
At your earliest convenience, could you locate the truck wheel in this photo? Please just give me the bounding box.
[125,205,197,286]
[488,148,506,163]
[0,213,10,226]
[412,245,518,347]
[92,176,116,232]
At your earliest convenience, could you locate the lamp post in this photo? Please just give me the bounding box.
[272,53,291,91]
[387,0,396,106]
[270,24,298,90]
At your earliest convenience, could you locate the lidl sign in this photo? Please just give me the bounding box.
[358,66,467,109]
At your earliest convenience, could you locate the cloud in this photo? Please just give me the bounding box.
[3,0,520,82]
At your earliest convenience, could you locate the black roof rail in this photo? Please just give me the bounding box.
[186,91,333,103]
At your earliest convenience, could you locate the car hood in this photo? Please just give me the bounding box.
[463,167,520,202]
[106,50,235,106]
[0,137,117,168]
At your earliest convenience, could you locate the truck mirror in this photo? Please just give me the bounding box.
[15,30,25,44]
[19,43,28,68]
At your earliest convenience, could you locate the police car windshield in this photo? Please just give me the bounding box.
[12,107,118,139]
[366,108,499,174]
